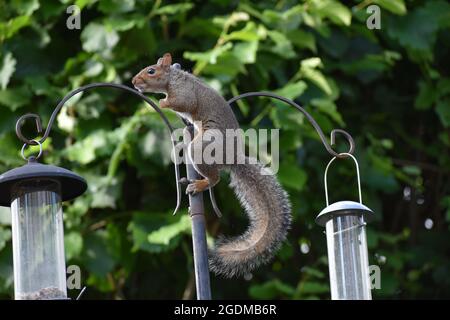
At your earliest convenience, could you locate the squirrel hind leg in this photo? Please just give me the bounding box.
[191,160,221,187]
[186,163,220,195]
[186,179,209,195]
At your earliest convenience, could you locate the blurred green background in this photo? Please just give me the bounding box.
[0,0,449,299]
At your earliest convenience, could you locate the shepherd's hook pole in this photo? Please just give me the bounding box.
[183,124,212,300]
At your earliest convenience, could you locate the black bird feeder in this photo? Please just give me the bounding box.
[0,141,87,300]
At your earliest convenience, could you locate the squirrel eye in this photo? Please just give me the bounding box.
[147,68,156,75]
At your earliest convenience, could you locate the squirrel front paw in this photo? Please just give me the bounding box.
[186,179,210,195]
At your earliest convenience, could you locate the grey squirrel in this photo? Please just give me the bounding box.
[132,53,291,278]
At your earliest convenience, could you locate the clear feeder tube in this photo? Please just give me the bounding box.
[325,214,371,300]
[11,179,67,300]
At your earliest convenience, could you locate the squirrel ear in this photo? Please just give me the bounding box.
[161,53,172,68]
[157,58,163,65]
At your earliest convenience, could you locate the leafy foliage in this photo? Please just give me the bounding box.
[0,0,449,299]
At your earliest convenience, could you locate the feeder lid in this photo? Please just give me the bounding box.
[315,200,374,226]
[0,158,87,207]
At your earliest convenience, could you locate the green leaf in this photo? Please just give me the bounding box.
[374,0,407,15]
[64,232,83,260]
[81,22,119,53]
[299,58,333,95]
[0,244,13,293]
[301,266,325,279]
[301,57,323,69]
[103,16,137,32]
[270,102,305,130]
[287,30,317,52]
[310,98,344,126]
[264,5,303,31]
[381,139,394,149]
[336,53,400,81]
[0,86,32,111]
[415,81,436,110]
[82,231,116,276]
[202,52,245,79]
[0,15,30,41]
[386,2,450,53]
[428,0,450,28]
[298,281,329,294]
[402,165,421,176]
[0,52,16,90]
[56,105,75,133]
[378,232,403,245]
[213,11,250,28]
[249,280,295,299]
[98,0,135,13]
[75,0,97,10]
[233,41,258,64]
[366,228,379,248]
[437,78,450,97]
[0,207,11,226]
[278,162,308,191]
[24,75,60,97]
[300,67,332,95]
[312,0,352,26]
[83,59,104,77]
[153,3,194,15]
[184,42,233,64]
[223,22,260,42]
[267,30,296,58]
[274,81,307,100]
[128,211,189,253]
[436,99,450,127]
[0,227,11,251]
[148,215,191,246]
[86,273,114,292]
[64,131,109,164]
[10,0,40,15]
[441,197,450,223]
[89,176,122,209]
[0,133,23,166]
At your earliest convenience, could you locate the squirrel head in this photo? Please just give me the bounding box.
[132,53,173,93]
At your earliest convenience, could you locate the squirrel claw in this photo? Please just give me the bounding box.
[186,179,209,195]
[186,183,197,195]
[179,177,191,186]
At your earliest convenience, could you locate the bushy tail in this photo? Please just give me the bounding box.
[209,161,291,278]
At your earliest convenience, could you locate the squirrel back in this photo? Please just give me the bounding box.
[133,53,292,278]
[133,56,238,131]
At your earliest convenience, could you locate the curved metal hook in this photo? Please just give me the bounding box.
[16,83,177,145]
[15,83,183,215]
[176,116,223,218]
[324,153,362,206]
[330,129,355,156]
[16,113,43,145]
[227,91,355,158]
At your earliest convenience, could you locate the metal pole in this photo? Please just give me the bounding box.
[183,125,212,300]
